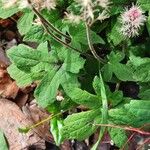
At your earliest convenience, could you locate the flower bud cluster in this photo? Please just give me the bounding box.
[65,0,110,25]
[120,5,146,38]
[2,0,56,10]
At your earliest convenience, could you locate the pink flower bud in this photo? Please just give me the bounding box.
[120,5,146,38]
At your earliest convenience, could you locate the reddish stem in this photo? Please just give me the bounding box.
[94,124,150,135]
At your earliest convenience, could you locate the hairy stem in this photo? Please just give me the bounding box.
[85,23,106,64]
[27,0,71,41]
[43,22,81,53]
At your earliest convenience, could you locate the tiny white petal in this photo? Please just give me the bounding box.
[56,95,64,101]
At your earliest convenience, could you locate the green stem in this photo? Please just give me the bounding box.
[122,40,128,56]
[91,72,108,150]
[19,112,63,133]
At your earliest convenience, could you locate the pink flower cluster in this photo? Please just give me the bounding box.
[120,5,146,38]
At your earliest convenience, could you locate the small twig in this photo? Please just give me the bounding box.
[85,23,106,64]
[121,123,150,150]
[121,133,135,150]
[136,138,150,150]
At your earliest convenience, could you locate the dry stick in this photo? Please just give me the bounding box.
[85,23,106,64]
[27,0,71,41]
[121,133,135,150]
[121,123,150,150]
[136,138,150,150]
[94,124,150,135]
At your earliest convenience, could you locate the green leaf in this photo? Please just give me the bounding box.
[110,63,134,81]
[7,64,33,87]
[69,23,105,51]
[109,51,125,63]
[107,19,124,46]
[102,64,113,81]
[17,11,34,35]
[109,100,150,127]
[0,3,19,19]
[146,11,150,36]
[50,118,63,146]
[61,110,101,140]
[37,42,49,53]
[65,87,101,109]
[34,67,61,107]
[137,0,150,11]
[34,47,85,107]
[42,9,61,23]
[93,76,102,96]
[7,43,54,87]
[23,25,48,43]
[7,44,55,69]
[105,52,134,81]
[139,89,150,99]
[108,128,128,148]
[56,47,85,74]
[0,130,8,150]
[128,54,150,82]
[91,74,108,150]
[108,90,124,107]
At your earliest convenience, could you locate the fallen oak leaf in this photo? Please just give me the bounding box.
[3,81,19,99]
[0,98,45,150]
[0,61,19,99]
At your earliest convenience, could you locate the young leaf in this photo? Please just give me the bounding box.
[57,47,85,74]
[110,63,134,81]
[108,90,124,107]
[50,118,63,146]
[102,64,113,81]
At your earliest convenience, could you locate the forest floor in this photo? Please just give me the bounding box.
[0,16,148,150]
